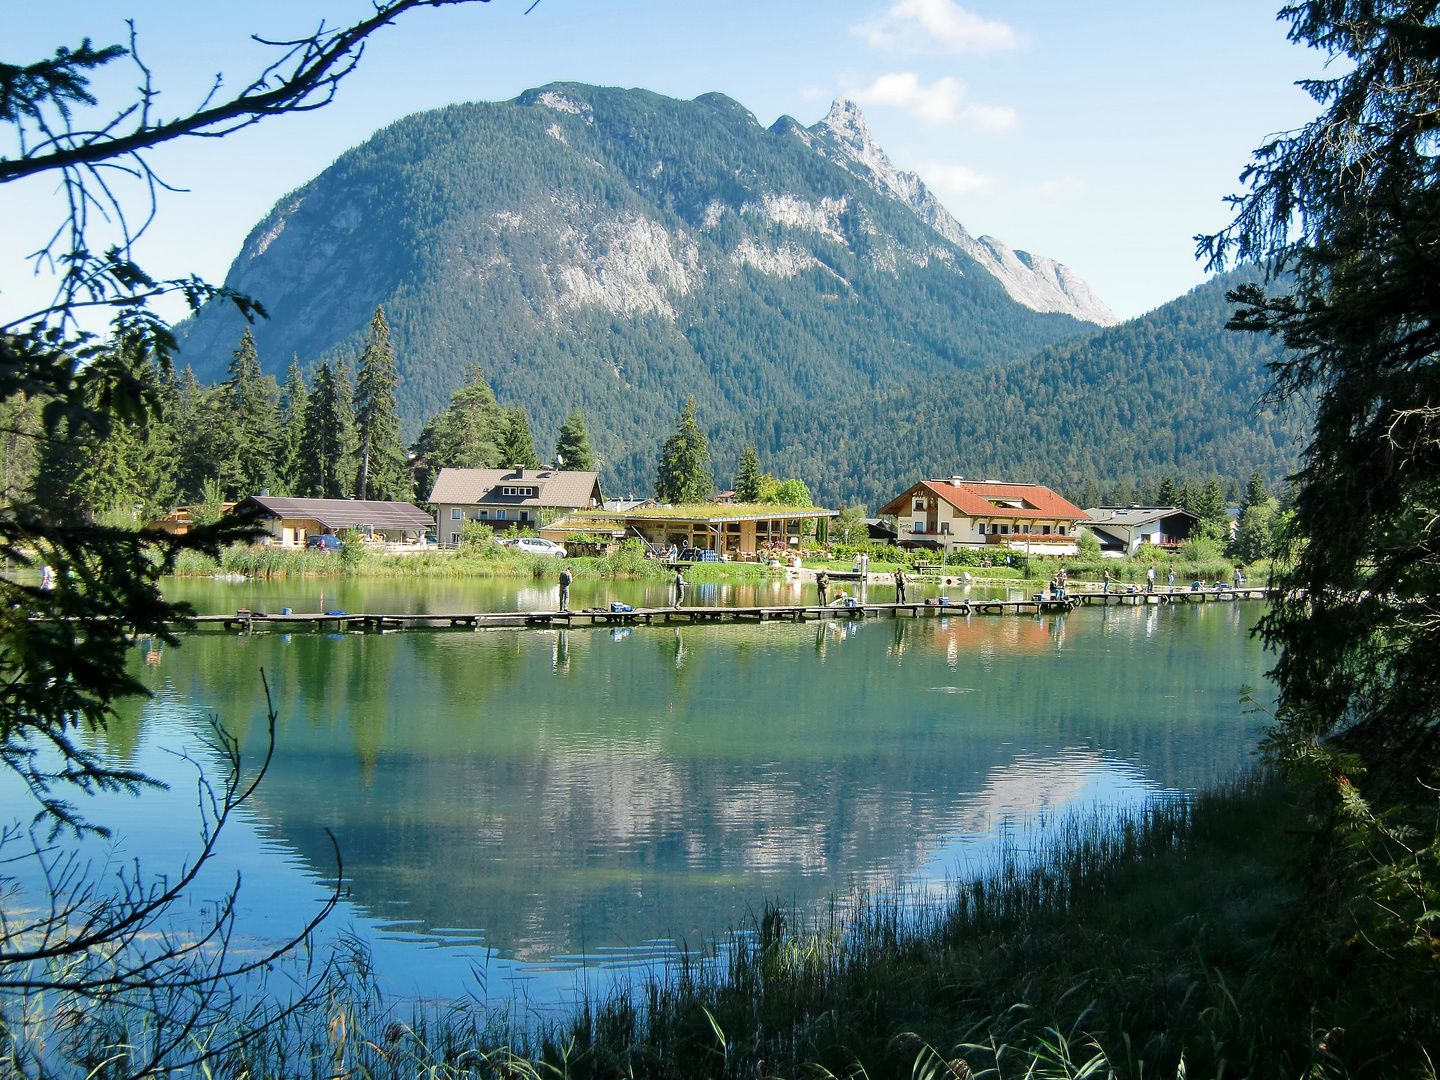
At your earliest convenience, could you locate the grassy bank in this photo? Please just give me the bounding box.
[35,772,1433,1077]
[169,543,772,582]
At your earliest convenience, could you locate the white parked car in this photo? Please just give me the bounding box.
[514,537,566,558]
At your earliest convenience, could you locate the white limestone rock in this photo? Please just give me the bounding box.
[807,99,1119,326]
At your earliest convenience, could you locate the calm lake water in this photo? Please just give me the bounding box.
[7,576,1273,1010]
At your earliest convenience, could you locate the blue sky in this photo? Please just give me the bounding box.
[4,0,1328,324]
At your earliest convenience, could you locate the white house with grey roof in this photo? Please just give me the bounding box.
[1082,506,1199,557]
[429,467,604,546]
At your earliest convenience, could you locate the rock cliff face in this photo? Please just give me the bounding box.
[804,99,1118,326]
[178,83,1110,493]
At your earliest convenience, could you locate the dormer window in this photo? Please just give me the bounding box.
[501,486,536,497]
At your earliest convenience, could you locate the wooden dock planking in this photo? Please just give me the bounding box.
[174,588,1274,634]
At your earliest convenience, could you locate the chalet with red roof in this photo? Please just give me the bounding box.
[878,477,1090,555]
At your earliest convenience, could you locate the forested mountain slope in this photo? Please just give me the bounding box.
[177,84,1109,490]
[743,267,1306,508]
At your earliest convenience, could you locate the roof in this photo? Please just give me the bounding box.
[603,498,657,512]
[428,467,602,509]
[880,480,1088,521]
[558,503,838,525]
[232,496,434,530]
[1082,506,1200,528]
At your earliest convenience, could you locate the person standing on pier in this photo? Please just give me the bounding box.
[1102,567,1111,594]
[816,570,830,607]
[1146,565,1156,592]
[558,567,573,612]
[673,565,687,609]
[1168,566,1176,588]
[894,568,907,604]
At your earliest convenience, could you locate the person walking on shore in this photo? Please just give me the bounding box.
[816,570,830,607]
[558,567,573,612]
[894,568,907,604]
[673,566,687,609]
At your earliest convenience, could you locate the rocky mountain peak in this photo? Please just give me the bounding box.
[806,98,1118,327]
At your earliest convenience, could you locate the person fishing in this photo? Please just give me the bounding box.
[816,569,830,607]
[894,568,907,604]
[673,565,687,610]
[1102,567,1111,594]
[558,566,572,612]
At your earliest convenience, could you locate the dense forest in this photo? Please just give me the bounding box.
[740,266,1306,507]
[175,83,1097,491]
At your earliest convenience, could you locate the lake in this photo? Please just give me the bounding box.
[11,577,1272,1010]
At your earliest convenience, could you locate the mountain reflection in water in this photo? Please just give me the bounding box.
[40,590,1265,1001]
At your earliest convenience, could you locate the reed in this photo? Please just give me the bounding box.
[22,773,1423,1078]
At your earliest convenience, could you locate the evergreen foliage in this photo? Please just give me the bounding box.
[1200,0,1440,1054]
[352,307,410,500]
[655,396,713,504]
[213,330,279,499]
[495,406,540,469]
[276,357,309,496]
[734,444,763,502]
[411,364,506,498]
[295,359,352,498]
[554,410,595,471]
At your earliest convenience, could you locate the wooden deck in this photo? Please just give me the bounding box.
[179,588,1274,633]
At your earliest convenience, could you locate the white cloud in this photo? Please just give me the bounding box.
[853,0,1018,56]
[919,162,997,197]
[850,72,1016,130]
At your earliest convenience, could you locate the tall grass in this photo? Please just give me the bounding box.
[168,545,773,583]
[18,772,1430,1078]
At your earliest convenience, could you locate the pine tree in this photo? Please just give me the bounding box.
[655,396,712,504]
[1157,476,1179,506]
[554,410,595,471]
[495,406,541,469]
[411,364,506,498]
[1177,479,1196,513]
[295,359,351,498]
[214,329,279,498]
[1194,477,1227,525]
[352,306,410,500]
[168,366,213,502]
[734,444,763,502]
[1241,469,1269,512]
[275,357,309,496]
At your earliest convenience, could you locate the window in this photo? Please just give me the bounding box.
[1000,525,1009,535]
[940,522,949,534]
[496,510,506,521]
[977,523,985,535]
[1058,526,1066,536]
[520,511,530,522]
[1042,525,1051,536]
[912,521,923,533]
[913,498,925,511]
[501,486,536,497]
[479,510,488,520]
[450,508,462,520]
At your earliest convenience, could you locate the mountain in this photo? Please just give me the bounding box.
[800,100,1117,326]
[745,266,1307,508]
[177,83,1114,490]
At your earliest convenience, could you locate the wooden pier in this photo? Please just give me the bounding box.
[183,587,1273,634]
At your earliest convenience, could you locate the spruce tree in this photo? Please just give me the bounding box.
[495,406,541,469]
[554,410,595,471]
[734,444,763,502]
[214,328,279,498]
[276,357,309,496]
[352,306,410,500]
[1194,477,1227,525]
[295,359,351,498]
[655,396,712,505]
[1157,476,1179,507]
[1241,469,1269,512]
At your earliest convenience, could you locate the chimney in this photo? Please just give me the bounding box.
[259,487,270,497]
[950,475,963,485]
